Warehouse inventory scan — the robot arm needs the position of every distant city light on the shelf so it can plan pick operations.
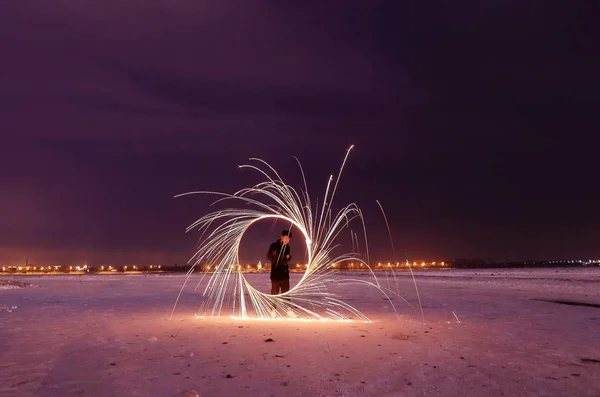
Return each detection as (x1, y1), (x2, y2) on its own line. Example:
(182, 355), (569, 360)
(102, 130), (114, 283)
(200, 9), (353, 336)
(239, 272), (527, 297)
(1, 258), (597, 275)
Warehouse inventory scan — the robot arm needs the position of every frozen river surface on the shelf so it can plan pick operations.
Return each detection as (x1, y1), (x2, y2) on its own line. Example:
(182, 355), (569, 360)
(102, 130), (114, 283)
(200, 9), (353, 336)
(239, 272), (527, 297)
(1, 268), (599, 397)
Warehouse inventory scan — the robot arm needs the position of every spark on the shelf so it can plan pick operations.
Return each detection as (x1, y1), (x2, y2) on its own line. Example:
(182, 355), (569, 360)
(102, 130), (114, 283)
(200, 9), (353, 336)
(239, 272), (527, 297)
(452, 311), (461, 323)
(172, 146), (398, 322)
(376, 200), (425, 324)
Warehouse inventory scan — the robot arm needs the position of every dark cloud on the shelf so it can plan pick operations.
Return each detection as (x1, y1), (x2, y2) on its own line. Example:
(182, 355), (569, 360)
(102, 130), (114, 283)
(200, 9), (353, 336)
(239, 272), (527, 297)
(0, 0), (598, 264)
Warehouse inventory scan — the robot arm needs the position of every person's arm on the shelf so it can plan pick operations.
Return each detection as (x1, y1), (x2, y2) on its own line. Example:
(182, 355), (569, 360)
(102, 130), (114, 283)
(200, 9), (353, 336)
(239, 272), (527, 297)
(267, 243), (276, 260)
(285, 245), (292, 262)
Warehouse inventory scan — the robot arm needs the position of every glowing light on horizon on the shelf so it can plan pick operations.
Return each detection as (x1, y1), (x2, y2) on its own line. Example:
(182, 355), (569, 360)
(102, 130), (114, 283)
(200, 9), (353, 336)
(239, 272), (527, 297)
(172, 146), (399, 322)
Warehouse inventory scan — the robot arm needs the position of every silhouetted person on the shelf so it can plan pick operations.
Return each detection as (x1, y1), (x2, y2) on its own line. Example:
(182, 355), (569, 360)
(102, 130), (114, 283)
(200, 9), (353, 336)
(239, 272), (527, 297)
(267, 230), (292, 295)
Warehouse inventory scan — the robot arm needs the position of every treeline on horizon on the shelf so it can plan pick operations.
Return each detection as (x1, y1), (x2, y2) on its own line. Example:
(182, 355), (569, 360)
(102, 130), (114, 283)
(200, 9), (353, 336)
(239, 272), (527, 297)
(2, 260), (595, 275)
(161, 260), (594, 272)
(450, 259), (592, 269)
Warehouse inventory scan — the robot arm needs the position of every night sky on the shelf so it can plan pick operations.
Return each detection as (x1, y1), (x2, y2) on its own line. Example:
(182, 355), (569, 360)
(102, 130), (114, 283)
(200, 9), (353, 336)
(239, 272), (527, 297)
(1, 1), (598, 266)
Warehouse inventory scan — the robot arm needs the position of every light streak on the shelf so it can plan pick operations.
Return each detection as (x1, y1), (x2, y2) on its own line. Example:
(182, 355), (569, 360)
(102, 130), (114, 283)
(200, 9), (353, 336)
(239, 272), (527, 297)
(376, 199), (425, 323)
(452, 311), (461, 323)
(172, 146), (400, 322)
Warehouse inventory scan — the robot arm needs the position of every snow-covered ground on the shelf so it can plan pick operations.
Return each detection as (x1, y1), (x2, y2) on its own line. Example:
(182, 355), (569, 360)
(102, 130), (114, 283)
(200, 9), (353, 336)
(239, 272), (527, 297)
(1, 268), (599, 397)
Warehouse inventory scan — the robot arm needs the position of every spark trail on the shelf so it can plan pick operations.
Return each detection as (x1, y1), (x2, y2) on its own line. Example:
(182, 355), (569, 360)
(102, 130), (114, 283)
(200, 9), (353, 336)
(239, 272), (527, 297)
(172, 146), (399, 322)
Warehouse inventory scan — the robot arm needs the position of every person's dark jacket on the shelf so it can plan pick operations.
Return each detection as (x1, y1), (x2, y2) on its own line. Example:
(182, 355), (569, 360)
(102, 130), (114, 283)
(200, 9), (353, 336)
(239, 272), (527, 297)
(267, 240), (291, 280)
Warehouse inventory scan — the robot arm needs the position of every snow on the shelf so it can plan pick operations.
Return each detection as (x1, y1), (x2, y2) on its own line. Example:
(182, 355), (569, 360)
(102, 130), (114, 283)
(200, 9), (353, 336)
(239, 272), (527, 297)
(0, 280), (35, 291)
(0, 285), (20, 290)
(1, 268), (599, 397)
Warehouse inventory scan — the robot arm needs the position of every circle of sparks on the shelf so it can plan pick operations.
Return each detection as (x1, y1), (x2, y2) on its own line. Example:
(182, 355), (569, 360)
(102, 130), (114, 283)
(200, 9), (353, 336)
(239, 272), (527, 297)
(173, 146), (397, 322)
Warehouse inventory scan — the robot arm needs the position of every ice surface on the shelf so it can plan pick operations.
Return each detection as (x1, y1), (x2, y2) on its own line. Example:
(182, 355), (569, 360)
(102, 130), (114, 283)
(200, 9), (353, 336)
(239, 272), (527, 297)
(1, 268), (599, 397)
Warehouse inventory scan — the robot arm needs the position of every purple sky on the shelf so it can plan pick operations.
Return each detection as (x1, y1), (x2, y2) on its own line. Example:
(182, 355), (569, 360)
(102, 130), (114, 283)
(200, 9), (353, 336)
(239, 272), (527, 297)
(1, 1), (598, 265)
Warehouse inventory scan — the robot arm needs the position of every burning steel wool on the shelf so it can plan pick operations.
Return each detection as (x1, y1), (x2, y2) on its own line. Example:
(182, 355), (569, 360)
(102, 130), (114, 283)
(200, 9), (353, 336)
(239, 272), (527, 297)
(172, 146), (401, 322)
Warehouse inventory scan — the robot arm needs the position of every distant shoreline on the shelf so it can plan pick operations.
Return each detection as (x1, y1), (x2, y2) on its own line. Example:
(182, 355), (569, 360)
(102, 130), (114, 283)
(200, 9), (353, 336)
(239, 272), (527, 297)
(1, 263), (597, 277)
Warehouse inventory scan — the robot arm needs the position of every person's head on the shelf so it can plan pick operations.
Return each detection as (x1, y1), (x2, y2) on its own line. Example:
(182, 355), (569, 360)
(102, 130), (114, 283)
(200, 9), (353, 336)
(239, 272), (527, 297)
(280, 229), (292, 245)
